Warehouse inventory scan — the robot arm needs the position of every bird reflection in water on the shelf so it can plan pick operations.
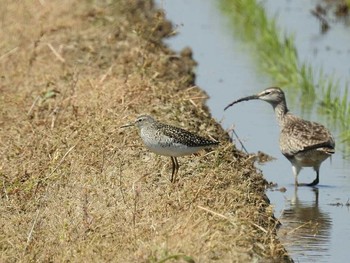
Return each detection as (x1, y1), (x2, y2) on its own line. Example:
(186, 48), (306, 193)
(278, 187), (332, 262)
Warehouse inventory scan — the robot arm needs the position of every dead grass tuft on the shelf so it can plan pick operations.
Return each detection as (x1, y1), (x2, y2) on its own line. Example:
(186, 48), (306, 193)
(0, 0), (291, 262)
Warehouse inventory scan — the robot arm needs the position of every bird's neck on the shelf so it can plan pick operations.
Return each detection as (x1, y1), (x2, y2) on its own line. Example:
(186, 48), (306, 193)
(272, 101), (289, 127)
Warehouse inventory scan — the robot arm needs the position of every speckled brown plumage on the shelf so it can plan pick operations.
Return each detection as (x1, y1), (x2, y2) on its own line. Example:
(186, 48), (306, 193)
(225, 87), (335, 186)
(279, 115), (335, 158)
(121, 115), (219, 182)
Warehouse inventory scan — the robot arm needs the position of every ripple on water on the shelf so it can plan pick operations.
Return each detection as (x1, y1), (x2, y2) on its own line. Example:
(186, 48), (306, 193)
(278, 188), (332, 262)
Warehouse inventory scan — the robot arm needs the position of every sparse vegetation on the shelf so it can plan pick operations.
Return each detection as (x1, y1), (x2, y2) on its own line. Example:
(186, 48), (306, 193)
(0, 0), (290, 262)
(220, 0), (350, 144)
(346, 0), (350, 8)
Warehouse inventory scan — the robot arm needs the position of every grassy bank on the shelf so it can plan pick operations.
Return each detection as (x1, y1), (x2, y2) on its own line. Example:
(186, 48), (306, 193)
(0, 0), (290, 262)
(220, 0), (350, 145)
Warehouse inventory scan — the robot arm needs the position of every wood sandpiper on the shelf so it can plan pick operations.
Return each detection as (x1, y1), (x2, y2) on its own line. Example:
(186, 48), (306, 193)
(224, 87), (335, 186)
(121, 115), (219, 182)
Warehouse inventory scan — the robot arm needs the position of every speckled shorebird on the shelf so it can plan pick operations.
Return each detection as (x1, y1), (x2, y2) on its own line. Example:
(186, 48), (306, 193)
(121, 115), (219, 182)
(224, 87), (335, 186)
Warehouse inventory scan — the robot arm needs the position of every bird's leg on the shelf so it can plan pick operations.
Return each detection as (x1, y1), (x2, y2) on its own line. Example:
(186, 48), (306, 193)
(292, 165), (300, 186)
(170, 157), (176, 183)
(307, 169), (320, 186)
(312, 187), (319, 206)
(172, 157), (179, 183)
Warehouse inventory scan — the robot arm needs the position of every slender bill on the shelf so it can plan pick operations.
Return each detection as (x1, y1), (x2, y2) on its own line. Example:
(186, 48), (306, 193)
(120, 123), (134, 128)
(224, 95), (259, 111)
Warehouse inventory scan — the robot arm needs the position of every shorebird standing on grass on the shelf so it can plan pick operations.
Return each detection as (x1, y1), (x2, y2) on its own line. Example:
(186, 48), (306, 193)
(224, 87), (335, 186)
(121, 115), (219, 183)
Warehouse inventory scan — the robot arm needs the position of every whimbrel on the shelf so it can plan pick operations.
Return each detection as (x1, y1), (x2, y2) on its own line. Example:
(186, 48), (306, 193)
(121, 115), (219, 182)
(224, 87), (335, 186)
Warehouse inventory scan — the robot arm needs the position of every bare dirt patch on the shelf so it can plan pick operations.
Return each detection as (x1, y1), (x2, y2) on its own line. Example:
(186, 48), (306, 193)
(0, 0), (291, 262)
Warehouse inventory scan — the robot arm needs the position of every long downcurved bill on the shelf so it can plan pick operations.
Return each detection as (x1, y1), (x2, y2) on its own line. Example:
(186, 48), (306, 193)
(224, 95), (259, 111)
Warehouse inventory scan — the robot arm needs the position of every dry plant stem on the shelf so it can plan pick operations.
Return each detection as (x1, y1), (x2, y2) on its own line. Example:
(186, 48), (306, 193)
(50, 107), (59, 129)
(27, 96), (40, 116)
(228, 125), (249, 154)
(2, 181), (9, 201)
(190, 173), (211, 204)
(132, 181), (141, 229)
(47, 43), (65, 63)
(24, 209), (40, 255)
(82, 188), (93, 236)
(100, 65), (113, 83)
(118, 164), (127, 207)
(27, 145), (77, 252)
(287, 221), (313, 235)
(47, 145), (76, 178)
(197, 205), (229, 220)
(249, 221), (268, 234)
(0, 46), (18, 61)
(35, 145), (76, 195)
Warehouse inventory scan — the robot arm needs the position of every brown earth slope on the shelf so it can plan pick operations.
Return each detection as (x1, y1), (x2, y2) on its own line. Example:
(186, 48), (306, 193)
(0, 0), (291, 262)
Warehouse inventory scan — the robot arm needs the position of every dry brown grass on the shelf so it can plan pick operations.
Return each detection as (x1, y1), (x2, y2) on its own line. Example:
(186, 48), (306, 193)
(0, 0), (291, 262)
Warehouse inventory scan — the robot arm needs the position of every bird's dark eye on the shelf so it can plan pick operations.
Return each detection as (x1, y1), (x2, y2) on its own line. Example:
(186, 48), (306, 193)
(265, 91), (271, 95)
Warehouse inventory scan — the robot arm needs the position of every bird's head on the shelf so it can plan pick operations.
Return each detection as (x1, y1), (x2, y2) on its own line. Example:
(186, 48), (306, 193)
(224, 87), (286, 110)
(120, 115), (155, 129)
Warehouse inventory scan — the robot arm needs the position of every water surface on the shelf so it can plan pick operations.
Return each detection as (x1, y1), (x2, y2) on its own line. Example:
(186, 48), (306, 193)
(156, 0), (350, 262)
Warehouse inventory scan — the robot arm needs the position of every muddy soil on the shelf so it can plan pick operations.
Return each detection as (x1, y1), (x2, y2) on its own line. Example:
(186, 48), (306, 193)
(0, 0), (291, 262)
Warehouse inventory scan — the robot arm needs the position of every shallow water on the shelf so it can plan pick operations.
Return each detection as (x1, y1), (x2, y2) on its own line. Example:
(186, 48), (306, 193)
(264, 0), (350, 89)
(156, 0), (350, 262)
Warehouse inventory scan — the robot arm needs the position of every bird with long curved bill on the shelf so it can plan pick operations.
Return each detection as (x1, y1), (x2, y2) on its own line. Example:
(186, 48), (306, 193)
(224, 87), (335, 187)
